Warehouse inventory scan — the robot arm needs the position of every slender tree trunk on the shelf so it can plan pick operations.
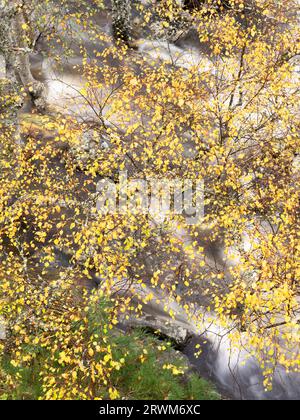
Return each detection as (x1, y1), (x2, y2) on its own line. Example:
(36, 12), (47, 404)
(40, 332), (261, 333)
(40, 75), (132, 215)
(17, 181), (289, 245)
(13, 9), (46, 110)
(0, 3), (21, 147)
(0, 1), (46, 111)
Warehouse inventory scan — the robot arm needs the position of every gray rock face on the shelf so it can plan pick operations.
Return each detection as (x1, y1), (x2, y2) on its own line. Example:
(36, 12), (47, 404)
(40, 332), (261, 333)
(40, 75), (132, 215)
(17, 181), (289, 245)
(115, 280), (195, 347)
(111, 0), (132, 43)
(123, 313), (192, 347)
(71, 129), (112, 168)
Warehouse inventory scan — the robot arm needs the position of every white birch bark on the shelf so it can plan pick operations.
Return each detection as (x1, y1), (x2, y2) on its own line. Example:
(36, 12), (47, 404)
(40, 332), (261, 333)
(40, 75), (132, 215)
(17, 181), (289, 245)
(0, 0), (46, 111)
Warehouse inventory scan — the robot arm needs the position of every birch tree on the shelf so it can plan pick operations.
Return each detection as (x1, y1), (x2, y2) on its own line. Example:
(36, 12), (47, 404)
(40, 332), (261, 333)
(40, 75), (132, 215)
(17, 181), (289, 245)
(0, 0), (46, 111)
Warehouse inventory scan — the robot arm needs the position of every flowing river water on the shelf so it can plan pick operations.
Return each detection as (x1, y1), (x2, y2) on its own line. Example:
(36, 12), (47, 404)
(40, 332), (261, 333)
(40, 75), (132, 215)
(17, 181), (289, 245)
(1, 2), (299, 400)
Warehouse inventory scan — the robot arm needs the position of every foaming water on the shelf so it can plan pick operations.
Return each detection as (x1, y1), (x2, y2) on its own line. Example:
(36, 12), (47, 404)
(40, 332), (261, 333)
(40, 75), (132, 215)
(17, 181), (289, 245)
(117, 273), (300, 400)
(138, 39), (212, 72)
(184, 331), (300, 400)
(172, 225), (300, 400)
